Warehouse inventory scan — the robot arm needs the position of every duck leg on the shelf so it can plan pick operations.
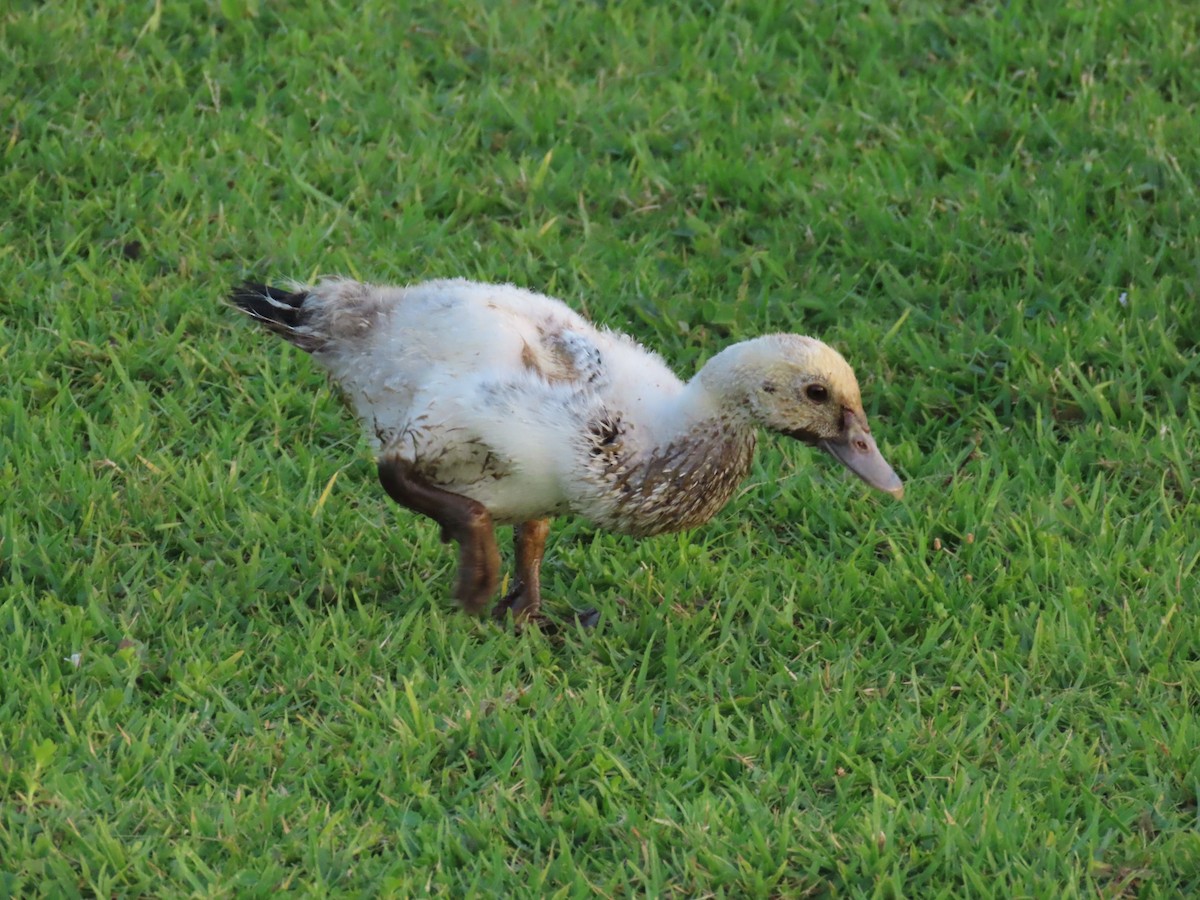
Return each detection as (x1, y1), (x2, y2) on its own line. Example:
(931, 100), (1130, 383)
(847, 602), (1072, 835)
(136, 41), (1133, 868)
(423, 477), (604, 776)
(377, 457), (499, 614)
(493, 519), (550, 624)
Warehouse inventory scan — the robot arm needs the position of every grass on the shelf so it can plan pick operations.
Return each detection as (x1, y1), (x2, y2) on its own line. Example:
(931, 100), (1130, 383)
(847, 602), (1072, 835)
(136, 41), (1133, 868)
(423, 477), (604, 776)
(2, 0), (1199, 894)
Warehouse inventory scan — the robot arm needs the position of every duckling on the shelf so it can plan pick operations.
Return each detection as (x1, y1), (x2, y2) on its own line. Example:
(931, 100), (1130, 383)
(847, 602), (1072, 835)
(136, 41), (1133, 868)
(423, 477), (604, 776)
(229, 277), (903, 624)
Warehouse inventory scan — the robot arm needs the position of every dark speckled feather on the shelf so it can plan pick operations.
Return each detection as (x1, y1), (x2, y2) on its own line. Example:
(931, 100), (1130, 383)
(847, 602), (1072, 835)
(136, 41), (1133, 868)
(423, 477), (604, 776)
(581, 413), (759, 536)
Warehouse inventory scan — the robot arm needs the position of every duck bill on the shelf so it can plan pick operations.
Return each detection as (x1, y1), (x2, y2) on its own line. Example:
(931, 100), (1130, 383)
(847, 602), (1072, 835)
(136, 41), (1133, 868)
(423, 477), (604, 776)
(819, 414), (904, 499)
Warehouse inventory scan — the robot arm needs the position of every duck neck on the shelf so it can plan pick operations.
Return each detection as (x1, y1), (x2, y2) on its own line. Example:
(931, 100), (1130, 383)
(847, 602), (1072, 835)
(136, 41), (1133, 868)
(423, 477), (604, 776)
(593, 345), (759, 536)
(670, 341), (760, 433)
(608, 420), (758, 537)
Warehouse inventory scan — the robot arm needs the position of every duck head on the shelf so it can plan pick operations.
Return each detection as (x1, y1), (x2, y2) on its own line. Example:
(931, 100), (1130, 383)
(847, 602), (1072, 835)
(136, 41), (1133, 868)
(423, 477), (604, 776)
(704, 334), (904, 499)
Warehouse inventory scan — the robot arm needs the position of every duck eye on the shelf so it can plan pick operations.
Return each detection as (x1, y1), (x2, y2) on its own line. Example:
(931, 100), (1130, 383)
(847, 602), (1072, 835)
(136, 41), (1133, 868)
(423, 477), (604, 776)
(805, 384), (829, 403)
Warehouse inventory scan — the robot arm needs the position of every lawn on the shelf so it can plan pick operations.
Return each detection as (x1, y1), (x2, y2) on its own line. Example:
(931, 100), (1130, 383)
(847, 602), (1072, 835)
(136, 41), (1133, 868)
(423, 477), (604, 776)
(3, 0), (1199, 895)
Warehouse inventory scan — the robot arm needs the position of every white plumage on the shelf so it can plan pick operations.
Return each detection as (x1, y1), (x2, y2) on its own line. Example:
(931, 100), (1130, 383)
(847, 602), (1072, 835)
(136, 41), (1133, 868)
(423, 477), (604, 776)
(319, 278), (689, 525)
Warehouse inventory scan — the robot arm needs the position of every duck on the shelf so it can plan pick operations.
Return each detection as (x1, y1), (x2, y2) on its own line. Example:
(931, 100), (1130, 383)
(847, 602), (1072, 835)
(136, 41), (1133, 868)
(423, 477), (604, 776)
(228, 277), (903, 625)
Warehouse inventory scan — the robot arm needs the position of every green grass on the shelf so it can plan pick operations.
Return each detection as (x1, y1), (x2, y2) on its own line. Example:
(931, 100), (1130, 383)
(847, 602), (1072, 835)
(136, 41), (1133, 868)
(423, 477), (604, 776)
(3, 0), (1199, 895)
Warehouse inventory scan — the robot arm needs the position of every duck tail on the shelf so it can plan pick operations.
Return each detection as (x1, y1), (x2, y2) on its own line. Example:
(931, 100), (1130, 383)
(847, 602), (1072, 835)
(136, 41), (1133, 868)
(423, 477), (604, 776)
(227, 281), (327, 352)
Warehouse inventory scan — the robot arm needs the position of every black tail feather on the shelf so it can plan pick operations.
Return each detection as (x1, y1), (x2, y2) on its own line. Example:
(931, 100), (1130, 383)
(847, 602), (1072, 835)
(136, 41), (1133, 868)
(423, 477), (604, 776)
(229, 282), (308, 325)
(228, 282), (324, 352)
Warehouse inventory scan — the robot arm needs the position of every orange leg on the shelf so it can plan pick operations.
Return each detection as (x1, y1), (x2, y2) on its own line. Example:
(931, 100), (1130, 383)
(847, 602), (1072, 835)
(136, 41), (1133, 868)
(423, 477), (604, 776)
(493, 519), (550, 624)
